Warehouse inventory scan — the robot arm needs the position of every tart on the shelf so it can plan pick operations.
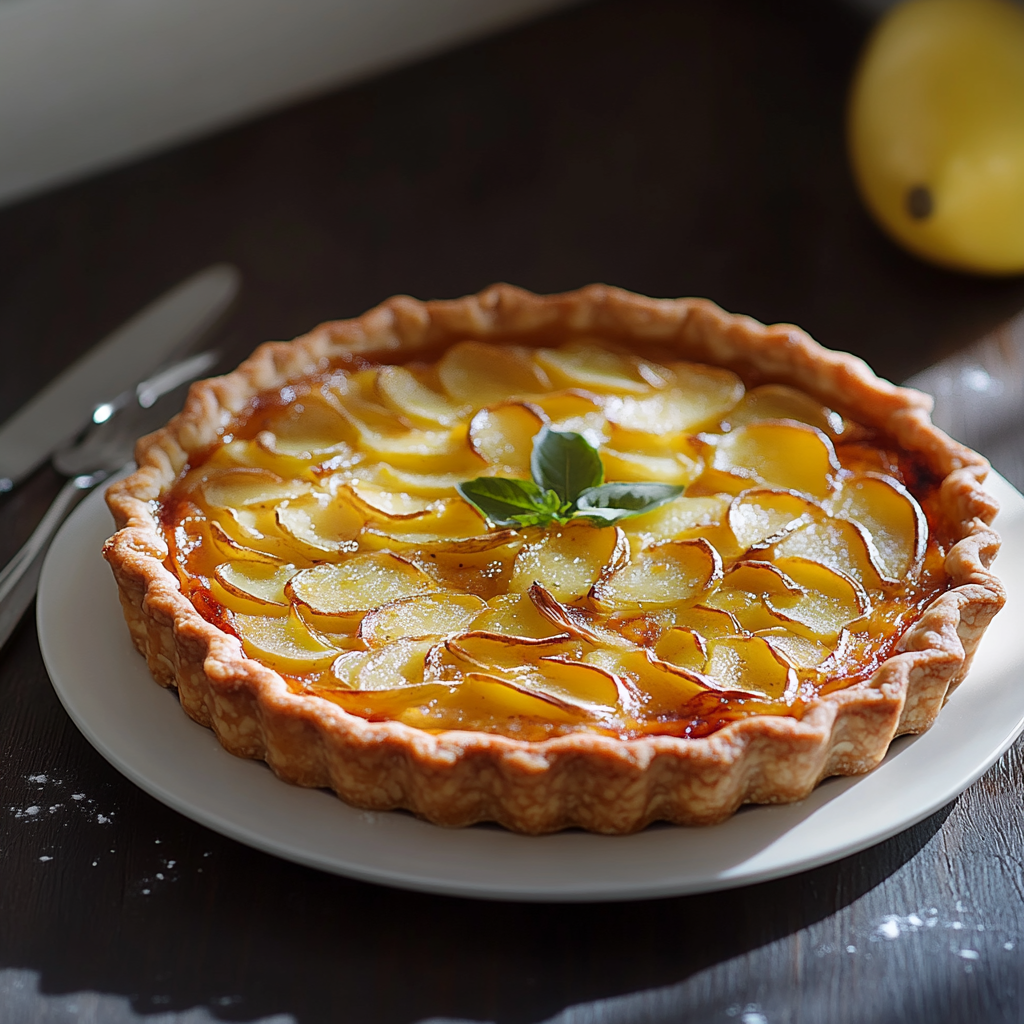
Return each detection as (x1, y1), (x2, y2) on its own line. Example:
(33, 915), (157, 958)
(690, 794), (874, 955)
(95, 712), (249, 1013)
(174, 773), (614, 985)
(103, 284), (1004, 834)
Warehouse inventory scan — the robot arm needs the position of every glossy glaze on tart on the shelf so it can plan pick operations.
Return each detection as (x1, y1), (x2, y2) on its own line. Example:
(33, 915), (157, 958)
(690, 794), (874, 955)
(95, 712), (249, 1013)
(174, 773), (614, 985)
(104, 285), (1004, 833)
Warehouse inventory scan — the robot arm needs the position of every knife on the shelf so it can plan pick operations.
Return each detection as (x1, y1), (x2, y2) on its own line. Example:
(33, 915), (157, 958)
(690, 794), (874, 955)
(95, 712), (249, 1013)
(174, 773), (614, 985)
(0, 263), (240, 492)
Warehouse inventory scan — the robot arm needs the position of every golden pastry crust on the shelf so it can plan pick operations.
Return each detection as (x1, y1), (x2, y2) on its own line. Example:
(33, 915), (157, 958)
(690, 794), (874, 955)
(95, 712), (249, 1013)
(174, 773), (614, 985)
(103, 284), (1004, 833)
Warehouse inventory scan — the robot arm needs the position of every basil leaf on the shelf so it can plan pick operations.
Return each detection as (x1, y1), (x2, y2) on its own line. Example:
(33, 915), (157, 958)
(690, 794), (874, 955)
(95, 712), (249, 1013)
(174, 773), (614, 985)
(457, 477), (559, 527)
(574, 481), (683, 522)
(530, 425), (604, 504)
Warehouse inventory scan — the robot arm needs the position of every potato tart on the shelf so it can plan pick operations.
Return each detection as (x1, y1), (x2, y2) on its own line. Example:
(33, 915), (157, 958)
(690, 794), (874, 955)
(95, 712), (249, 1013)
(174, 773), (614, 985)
(104, 285), (1004, 834)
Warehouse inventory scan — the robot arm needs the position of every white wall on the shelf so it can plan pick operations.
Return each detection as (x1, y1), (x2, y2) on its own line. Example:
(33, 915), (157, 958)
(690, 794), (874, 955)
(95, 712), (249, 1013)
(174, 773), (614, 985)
(0, 0), (579, 207)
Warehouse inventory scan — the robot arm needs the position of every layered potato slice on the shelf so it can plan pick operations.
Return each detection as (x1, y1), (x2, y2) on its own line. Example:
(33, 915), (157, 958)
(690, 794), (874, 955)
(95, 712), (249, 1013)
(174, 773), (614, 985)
(713, 422), (839, 498)
(468, 402), (546, 475)
(275, 492), (362, 556)
(603, 362), (743, 432)
(201, 468), (312, 511)
(358, 593), (487, 647)
(721, 384), (846, 439)
(162, 337), (943, 740)
(374, 364), (468, 428)
(591, 539), (722, 611)
(828, 474), (926, 581)
(213, 561), (296, 617)
(439, 342), (551, 404)
(509, 523), (628, 602)
(768, 518), (886, 589)
(287, 553), (438, 627)
(704, 636), (797, 700)
(728, 489), (821, 552)
(234, 608), (344, 674)
(534, 341), (665, 394)
(252, 390), (355, 459)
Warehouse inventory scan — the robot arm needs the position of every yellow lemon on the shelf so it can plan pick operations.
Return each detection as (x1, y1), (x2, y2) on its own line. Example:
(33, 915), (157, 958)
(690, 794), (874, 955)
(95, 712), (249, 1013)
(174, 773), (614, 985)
(848, 0), (1024, 275)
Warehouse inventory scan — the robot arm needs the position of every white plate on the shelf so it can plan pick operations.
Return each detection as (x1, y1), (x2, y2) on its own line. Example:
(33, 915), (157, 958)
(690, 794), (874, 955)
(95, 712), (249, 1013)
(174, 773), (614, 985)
(37, 473), (1024, 902)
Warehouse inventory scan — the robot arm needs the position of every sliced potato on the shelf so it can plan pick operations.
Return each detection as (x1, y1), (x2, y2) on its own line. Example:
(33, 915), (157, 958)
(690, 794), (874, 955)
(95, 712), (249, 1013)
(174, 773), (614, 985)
(528, 582), (632, 648)
(722, 384), (845, 438)
(533, 389), (603, 420)
(205, 439), (322, 480)
(355, 424), (475, 473)
(254, 393), (355, 457)
(604, 374), (743, 434)
(714, 422), (839, 498)
(605, 609), (677, 647)
(315, 680), (453, 717)
(446, 632), (580, 674)
(764, 556), (868, 642)
(372, 464), (467, 499)
(429, 673), (585, 728)
(585, 648), (709, 715)
(661, 361), (747, 426)
(344, 481), (436, 520)
(533, 656), (621, 710)
(208, 520), (284, 565)
(535, 341), (663, 394)
(255, 432), (353, 465)
(605, 423), (704, 459)
(728, 489), (822, 551)
(363, 528), (517, 556)
(509, 523), (628, 602)
(333, 638), (438, 690)
(286, 553), (437, 623)
(599, 446), (702, 486)
(468, 402), (545, 474)
(445, 635), (621, 712)
(721, 560), (803, 597)
(829, 473), (926, 580)
(684, 466), (756, 498)
(275, 492), (363, 555)
(233, 608), (341, 674)
(374, 364), (467, 427)
(654, 627), (707, 674)
(703, 585), (780, 633)
(774, 556), (869, 609)
(533, 390), (609, 446)
(756, 628), (834, 670)
(361, 496), (487, 539)
(358, 592), (487, 647)
(201, 469), (311, 510)
(437, 342), (551, 404)
(215, 561), (295, 607)
(468, 592), (570, 640)
(325, 382), (409, 435)
(707, 563), (804, 632)
(769, 519), (885, 589)
(622, 493), (731, 542)
(413, 542), (519, 599)
(591, 538), (722, 611)
(673, 604), (742, 640)
(704, 636), (796, 700)
(208, 506), (303, 563)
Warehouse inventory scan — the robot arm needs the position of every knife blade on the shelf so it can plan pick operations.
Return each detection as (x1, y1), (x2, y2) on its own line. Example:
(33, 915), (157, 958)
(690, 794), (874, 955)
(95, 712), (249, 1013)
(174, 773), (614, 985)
(0, 263), (240, 491)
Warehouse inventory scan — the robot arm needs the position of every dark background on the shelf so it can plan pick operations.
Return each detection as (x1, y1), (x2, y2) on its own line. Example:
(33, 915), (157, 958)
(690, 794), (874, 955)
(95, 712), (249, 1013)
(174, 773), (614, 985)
(2, 0), (1024, 1021)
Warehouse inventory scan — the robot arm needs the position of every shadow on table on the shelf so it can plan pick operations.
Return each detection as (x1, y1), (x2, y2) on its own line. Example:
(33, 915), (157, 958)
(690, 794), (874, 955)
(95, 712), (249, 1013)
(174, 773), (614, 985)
(1, 781), (952, 1024)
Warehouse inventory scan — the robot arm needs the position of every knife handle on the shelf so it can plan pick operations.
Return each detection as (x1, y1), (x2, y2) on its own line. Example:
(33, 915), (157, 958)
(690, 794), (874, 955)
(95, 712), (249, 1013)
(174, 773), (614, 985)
(0, 474), (101, 651)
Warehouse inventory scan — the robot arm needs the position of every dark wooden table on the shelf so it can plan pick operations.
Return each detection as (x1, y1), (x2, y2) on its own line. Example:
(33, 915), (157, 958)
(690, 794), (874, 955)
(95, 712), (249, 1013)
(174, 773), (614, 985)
(2, 1), (1024, 1021)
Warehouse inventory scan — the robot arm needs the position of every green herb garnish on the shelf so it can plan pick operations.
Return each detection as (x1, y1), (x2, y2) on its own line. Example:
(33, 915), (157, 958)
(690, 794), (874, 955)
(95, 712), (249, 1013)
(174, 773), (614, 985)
(457, 425), (683, 529)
